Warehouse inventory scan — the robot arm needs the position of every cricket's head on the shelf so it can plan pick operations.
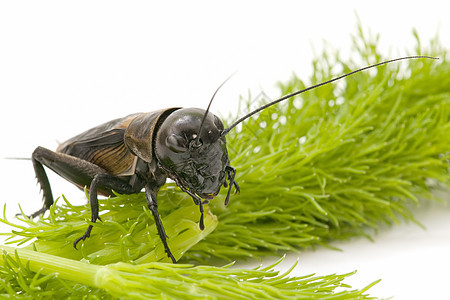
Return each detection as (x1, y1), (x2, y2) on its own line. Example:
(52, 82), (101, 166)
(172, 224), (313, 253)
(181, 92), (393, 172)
(155, 108), (230, 200)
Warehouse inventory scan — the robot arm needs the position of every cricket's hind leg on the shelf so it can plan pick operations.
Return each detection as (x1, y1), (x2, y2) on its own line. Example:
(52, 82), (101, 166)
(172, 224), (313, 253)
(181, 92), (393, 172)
(29, 146), (109, 218)
(30, 146), (142, 249)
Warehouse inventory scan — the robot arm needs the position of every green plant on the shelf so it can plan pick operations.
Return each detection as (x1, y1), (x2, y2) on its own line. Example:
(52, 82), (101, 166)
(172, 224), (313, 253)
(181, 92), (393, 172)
(1, 28), (448, 298)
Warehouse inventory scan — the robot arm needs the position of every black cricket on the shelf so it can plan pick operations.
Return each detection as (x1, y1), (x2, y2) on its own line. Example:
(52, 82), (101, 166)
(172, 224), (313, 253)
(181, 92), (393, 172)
(28, 56), (435, 263)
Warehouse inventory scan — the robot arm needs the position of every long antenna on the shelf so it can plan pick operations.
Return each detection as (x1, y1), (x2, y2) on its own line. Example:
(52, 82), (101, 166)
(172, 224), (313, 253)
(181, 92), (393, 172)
(221, 55), (438, 136)
(195, 73), (235, 145)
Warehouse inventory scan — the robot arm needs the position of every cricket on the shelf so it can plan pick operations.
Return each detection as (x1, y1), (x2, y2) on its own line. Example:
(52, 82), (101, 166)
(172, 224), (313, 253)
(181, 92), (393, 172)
(26, 55), (436, 263)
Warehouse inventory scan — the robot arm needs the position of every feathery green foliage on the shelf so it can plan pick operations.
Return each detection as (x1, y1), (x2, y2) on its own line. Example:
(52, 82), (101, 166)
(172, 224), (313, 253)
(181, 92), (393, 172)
(0, 246), (378, 299)
(0, 28), (448, 298)
(187, 30), (449, 261)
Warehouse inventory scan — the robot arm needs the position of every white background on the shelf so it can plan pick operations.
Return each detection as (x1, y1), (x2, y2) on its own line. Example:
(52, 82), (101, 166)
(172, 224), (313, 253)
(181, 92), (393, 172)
(0, 1), (449, 299)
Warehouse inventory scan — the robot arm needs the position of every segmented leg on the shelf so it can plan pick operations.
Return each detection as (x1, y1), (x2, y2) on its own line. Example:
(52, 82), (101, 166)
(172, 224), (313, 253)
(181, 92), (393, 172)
(31, 147), (56, 217)
(172, 177), (205, 231)
(224, 166), (240, 206)
(73, 174), (136, 249)
(30, 146), (145, 249)
(145, 184), (177, 263)
(30, 146), (109, 218)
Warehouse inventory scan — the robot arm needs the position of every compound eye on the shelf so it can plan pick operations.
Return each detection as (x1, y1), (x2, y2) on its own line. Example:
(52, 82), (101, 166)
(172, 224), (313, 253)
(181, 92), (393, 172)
(166, 134), (187, 153)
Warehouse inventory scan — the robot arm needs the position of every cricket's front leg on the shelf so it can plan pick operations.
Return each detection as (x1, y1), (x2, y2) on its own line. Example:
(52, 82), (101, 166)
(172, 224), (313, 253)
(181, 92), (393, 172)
(224, 165), (240, 206)
(172, 176), (205, 231)
(145, 184), (177, 263)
